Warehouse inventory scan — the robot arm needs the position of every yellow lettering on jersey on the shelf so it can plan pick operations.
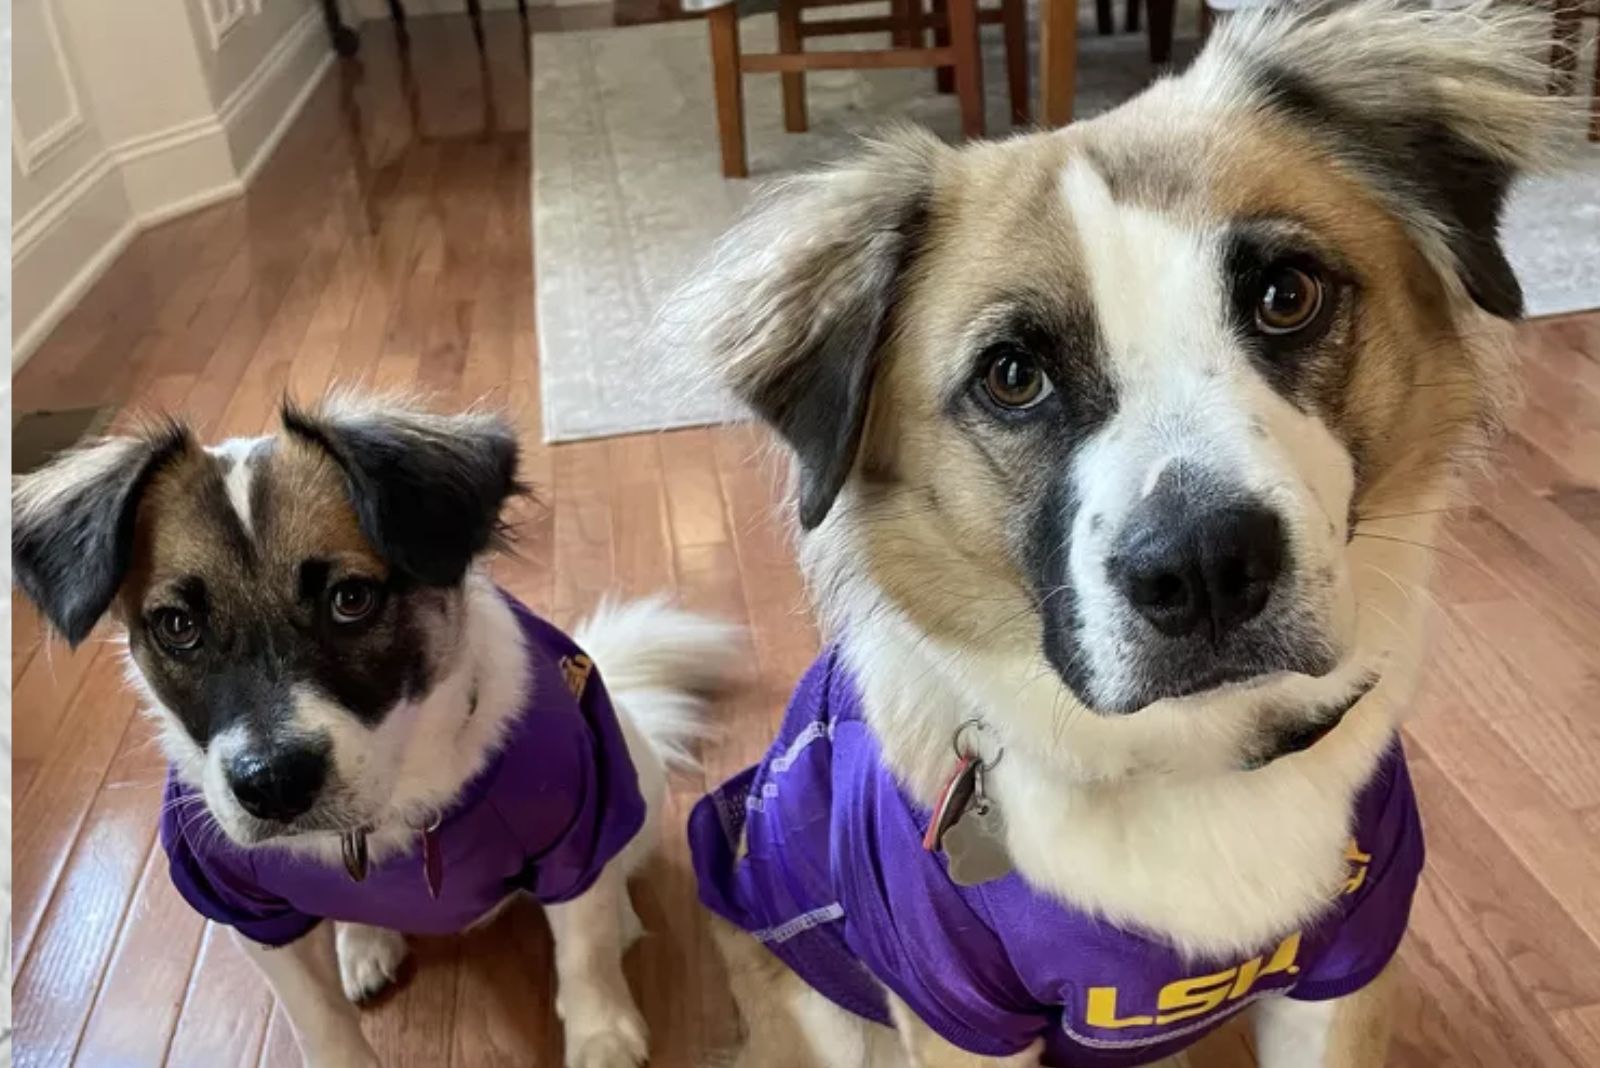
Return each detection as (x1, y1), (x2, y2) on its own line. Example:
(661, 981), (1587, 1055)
(1228, 955), (1263, 999)
(1154, 967), (1235, 1024)
(1083, 932), (1304, 1030)
(1258, 931), (1302, 982)
(1343, 838), (1372, 896)
(1084, 987), (1155, 1029)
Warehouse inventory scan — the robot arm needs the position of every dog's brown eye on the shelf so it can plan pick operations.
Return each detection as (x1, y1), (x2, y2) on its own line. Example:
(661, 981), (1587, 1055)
(330, 580), (380, 625)
(1255, 264), (1324, 335)
(983, 349), (1054, 410)
(152, 609), (201, 652)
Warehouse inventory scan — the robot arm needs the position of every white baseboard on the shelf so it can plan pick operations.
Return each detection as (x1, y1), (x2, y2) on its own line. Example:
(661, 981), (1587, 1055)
(116, 119), (243, 225)
(136, 181), (248, 230)
(12, 9), (335, 371)
(12, 209), (138, 370)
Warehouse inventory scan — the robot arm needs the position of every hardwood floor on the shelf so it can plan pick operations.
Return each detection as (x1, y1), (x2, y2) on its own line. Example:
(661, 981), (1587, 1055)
(10, 11), (1600, 1068)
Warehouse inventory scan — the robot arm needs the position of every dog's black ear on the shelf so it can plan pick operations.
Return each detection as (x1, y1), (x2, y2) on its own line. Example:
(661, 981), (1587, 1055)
(1221, 1), (1565, 320)
(13, 424), (192, 646)
(665, 129), (941, 529)
(282, 397), (522, 586)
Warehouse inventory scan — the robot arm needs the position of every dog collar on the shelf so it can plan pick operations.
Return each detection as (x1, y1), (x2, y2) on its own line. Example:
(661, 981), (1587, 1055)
(1244, 675), (1379, 770)
(340, 678), (481, 891)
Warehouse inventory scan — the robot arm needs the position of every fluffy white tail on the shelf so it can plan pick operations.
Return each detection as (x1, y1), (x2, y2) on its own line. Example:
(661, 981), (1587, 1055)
(573, 596), (743, 771)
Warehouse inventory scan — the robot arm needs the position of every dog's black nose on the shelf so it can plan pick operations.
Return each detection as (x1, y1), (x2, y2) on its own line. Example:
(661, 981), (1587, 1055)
(1110, 482), (1285, 641)
(227, 746), (327, 823)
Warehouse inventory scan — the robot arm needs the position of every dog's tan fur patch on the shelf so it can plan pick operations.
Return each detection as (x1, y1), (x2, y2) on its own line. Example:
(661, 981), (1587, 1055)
(119, 436), (388, 627)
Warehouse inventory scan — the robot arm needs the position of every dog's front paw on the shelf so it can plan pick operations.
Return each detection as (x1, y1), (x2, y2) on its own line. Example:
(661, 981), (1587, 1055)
(335, 923), (410, 1004)
(564, 1009), (649, 1068)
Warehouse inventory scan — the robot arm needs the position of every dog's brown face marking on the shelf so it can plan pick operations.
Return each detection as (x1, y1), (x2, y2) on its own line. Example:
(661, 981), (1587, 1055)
(120, 434), (450, 753)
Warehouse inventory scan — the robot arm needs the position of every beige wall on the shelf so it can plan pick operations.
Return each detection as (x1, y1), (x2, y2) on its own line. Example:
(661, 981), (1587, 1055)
(11, 0), (336, 367)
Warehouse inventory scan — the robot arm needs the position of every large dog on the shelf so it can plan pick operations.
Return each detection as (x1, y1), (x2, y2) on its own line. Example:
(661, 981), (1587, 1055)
(675, 2), (1563, 1065)
(13, 396), (737, 1068)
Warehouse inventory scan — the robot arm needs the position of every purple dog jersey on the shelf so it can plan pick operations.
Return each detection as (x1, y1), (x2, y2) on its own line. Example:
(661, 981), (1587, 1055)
(161, 595), (646, 946)
(689, 648), (1424, 1067)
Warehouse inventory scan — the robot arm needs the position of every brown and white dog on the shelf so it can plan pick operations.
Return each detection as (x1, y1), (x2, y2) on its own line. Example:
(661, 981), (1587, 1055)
(669, 2), (1566, 1065)
(13, 396), (738, 1068)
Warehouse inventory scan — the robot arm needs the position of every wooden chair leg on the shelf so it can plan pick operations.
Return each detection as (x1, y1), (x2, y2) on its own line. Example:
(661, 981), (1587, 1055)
(905, 0), (925, 47)
(948, 0), (984, 138)
(1002, 0), (1029, 125)
(1145, 0), (1174, 65)
(932, 0), (955, 94)
(1124, 0), (1140, 34)
(1039, 0), (1077, 127)
(889, 0), (910, 47)
(777, 0), (808, 132)
(707, 5), (748, 178)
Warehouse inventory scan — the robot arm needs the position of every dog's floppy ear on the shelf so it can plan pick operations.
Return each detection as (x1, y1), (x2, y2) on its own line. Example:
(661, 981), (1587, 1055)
(668, 129), (942, 529)
(1216, 0), (1566, 319)
(13, 423), (192, 645)
(282, 396), (522, 586)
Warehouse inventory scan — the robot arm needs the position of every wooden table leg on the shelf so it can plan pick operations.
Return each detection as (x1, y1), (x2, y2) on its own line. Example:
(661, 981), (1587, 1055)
(320, 0), (360, 56)
(1095, 0), (1113, 34)
(1039, 0), (1077, 128)
(932, 0), (954, 93)
(1145, 0), (1174, 65)
(777, 0), (808, 132)
(948, 0), (984, 139)
(707, 5), (748, 178)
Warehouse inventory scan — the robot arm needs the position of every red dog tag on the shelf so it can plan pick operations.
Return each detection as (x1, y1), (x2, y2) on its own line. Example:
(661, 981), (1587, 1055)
(923, 755), (980, 852)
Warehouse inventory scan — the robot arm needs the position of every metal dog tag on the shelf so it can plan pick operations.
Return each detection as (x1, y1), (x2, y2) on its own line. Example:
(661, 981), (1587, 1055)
(943, 795), (1014, 886)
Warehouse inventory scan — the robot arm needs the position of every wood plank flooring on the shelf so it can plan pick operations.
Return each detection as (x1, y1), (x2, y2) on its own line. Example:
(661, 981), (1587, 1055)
(10, 11), (1600, 1067)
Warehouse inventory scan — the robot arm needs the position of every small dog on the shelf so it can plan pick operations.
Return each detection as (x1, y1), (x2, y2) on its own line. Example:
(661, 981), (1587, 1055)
(670, 2), (1564, 1066)
(13, 395), (738, 1068)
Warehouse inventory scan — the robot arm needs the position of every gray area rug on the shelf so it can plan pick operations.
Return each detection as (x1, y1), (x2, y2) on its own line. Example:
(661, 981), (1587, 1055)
(532, 13), (1600, 442)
